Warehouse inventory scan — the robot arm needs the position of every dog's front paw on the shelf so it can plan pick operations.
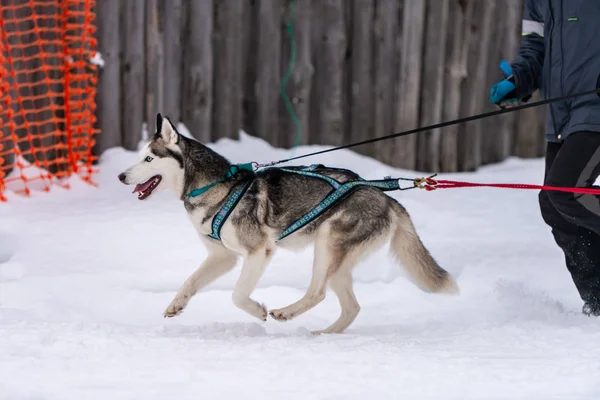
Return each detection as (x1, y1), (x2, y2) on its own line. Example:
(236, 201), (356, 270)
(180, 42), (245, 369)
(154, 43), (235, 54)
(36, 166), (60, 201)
(269, 307), (295, 322)
(163, 305), (184, 318)
(258, 303), (268, 321)
(163, 296), (188, 318)
(250, 302), (268, 322)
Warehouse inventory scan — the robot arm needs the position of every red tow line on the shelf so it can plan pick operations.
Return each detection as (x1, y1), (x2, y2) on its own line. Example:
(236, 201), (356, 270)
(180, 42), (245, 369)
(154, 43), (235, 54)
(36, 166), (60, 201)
(415, 176), (600, 195)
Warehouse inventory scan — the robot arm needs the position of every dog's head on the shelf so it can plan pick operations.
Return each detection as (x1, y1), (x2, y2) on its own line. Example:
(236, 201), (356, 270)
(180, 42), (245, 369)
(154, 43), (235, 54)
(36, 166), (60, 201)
(118, 114), (185, 200)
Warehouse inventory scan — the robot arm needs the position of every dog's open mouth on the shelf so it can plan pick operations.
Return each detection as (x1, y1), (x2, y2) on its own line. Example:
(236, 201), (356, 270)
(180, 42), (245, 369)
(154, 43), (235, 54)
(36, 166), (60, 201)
(132, 175), (162, 200)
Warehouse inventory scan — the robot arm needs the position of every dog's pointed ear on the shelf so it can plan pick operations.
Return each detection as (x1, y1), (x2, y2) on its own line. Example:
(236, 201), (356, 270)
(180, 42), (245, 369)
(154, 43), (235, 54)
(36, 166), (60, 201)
(159, 115), (179, 145)
(156, 113), (163, 133)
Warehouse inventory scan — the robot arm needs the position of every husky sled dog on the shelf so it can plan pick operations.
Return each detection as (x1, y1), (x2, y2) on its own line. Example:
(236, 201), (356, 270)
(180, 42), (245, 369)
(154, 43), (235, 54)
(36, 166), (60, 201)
(118, 114), (459, 334)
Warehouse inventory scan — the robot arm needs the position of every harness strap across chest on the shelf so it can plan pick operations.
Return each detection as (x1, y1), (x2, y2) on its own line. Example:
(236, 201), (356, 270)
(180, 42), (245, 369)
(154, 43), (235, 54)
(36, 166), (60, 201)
(206, 180), (253, 240)
(189, 164), (401, 242)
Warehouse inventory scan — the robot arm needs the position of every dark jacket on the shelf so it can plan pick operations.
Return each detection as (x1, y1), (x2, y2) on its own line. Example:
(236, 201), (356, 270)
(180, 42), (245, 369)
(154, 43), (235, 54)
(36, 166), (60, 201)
(510, 0), (600, 142)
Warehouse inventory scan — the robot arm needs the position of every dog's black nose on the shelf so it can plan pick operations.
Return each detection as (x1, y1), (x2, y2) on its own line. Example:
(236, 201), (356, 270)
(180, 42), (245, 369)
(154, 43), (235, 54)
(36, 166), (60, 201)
(118, 173), (126, 182)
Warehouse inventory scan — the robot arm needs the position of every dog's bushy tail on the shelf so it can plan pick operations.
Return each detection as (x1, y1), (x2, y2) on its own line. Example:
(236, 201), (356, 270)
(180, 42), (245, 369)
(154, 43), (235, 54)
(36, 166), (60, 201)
(390, 202), (459, 294)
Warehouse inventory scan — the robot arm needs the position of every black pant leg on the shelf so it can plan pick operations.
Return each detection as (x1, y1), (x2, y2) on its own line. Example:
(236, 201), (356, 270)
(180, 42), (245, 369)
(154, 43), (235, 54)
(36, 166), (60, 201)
(545, 131), (600, 235)
(539, 132), (600, 307)
(539, 142), (573, 236)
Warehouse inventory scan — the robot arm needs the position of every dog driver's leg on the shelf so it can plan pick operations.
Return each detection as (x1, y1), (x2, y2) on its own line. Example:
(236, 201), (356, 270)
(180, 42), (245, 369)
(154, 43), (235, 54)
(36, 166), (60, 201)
(164, 240), (238, 318)
(231, 246), (274, 321)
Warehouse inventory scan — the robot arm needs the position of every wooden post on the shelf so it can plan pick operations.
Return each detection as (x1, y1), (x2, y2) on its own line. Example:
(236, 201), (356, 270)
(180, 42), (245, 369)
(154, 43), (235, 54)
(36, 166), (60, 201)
(145, 0), (163, 137)
(481, 1), (503, 165)
(372, 0), (397, 165)
(163, 0), (183, 123)
(393, 0), (426, 171)
(440, 0), (469, 172)
(342, 0), (352, 146)
(313, 0), (346, 147)
(33, 1), (61, 174)
(457, 0), (495, 171)
(348, 0), (374, 154)
(255, 0), (283, 146)
(212, 0), (244, 141)
(279, 0), (314, 147)
(481, 0), (519, 165)
(122, 0), (145, 150)
(5, 0), (34, 169)
(241, 0), (257, 139)
(181, 0), (213, 143)
(95, 0), (121, 152)
(417, 0), (449, 173)
(498, 0), (522, 162)
(0, 9), (14, 174)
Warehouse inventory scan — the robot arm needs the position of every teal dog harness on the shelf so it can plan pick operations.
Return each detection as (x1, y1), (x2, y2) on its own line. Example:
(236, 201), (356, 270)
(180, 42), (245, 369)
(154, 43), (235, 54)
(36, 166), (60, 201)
(187, 164), (405, 242)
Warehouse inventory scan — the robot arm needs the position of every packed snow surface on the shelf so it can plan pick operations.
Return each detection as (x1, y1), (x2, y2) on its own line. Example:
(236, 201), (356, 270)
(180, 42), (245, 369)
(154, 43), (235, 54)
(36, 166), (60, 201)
(1, 132), (599, 399)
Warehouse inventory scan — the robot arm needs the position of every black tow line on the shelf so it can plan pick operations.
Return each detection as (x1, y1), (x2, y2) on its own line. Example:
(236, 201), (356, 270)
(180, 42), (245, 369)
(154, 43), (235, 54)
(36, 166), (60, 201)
(256, 86), (600, 169)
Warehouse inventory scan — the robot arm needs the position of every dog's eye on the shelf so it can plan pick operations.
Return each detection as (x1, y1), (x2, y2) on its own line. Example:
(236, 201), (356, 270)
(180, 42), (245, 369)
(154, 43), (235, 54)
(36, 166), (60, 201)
(145, 156), (153, 162)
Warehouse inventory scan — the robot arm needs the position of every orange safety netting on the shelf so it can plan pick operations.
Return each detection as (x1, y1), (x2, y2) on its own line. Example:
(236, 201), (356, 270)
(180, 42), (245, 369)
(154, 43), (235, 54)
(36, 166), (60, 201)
(0, 0), (100, 202)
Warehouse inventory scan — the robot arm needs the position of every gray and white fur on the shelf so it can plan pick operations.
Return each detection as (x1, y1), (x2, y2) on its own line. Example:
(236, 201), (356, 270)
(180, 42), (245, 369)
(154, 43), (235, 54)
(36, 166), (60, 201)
(118, 114), (459, 334)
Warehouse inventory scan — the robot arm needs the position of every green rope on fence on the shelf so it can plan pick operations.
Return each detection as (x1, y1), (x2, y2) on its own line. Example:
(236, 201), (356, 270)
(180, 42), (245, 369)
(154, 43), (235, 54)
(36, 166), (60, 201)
(280, 0), (303, 151)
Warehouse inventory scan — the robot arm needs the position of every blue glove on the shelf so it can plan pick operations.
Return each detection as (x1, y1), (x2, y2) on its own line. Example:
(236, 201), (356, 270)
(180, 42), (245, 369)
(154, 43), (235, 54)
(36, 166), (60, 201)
(490, 60), (518, 107)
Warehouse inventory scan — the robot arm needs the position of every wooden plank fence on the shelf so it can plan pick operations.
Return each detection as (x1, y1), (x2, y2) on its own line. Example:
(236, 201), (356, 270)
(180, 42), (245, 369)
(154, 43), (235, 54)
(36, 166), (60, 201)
(94, 0), (547, 173)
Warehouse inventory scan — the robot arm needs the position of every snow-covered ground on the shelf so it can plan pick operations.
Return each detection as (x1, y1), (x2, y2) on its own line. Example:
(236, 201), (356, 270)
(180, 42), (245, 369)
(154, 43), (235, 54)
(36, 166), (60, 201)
(1, 133), (599, 400)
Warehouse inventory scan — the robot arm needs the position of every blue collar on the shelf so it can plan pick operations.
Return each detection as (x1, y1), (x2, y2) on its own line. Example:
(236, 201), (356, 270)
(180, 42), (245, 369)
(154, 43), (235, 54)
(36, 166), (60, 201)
(187, 163), (255, 198)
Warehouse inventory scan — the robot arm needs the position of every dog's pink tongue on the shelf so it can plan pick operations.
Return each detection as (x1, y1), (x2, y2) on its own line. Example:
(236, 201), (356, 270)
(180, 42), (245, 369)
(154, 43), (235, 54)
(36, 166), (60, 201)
(132, 179), (153, 194)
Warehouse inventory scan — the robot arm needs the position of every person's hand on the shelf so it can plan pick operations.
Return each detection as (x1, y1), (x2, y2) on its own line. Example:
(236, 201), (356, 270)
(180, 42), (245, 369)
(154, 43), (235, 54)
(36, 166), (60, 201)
(490, 60), (519, 108)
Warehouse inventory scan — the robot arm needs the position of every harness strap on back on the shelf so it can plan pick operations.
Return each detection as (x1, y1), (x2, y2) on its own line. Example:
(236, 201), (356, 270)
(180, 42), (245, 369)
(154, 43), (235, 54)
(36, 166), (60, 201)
(204, 163), (401, 243)
(279, 165), (342, 189)
(277, 175), (400, 241)
(206, 164), (323, 241)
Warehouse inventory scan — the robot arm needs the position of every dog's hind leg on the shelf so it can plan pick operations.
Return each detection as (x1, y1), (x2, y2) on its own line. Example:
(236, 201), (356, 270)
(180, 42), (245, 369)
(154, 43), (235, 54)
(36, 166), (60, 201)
(231, 246), (274, 321)
(164, 240), (238, 318)
(269, 197), (391, 332)
(310, 232), (388, 334)
(312, 265), (360, 335)
(269, 232), (339, 323)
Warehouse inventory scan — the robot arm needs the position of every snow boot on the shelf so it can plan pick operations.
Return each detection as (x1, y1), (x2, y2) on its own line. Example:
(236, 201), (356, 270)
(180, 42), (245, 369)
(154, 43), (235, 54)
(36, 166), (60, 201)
(582, 302), (600, 317)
